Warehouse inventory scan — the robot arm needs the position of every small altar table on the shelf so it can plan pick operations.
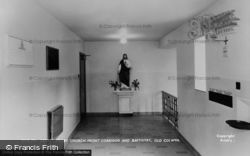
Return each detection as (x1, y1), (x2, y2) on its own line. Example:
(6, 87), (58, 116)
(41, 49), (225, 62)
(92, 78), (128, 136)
(113, 91), (135, 116)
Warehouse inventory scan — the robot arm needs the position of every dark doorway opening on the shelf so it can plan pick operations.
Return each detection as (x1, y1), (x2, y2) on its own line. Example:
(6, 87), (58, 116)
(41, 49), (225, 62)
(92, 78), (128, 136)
(79, 52), (87, 120)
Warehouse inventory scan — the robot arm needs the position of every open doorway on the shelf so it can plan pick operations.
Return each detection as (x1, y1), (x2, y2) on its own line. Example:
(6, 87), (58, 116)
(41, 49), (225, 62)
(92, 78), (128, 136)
(79, 52), (87, 120)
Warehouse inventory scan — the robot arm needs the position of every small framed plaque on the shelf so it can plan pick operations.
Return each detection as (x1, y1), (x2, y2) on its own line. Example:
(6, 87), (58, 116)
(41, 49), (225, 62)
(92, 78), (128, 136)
(46, 46), (59, 70)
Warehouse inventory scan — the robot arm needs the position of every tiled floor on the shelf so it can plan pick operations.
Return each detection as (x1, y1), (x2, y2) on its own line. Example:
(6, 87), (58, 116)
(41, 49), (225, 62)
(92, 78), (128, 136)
(66, 116), (194, 156)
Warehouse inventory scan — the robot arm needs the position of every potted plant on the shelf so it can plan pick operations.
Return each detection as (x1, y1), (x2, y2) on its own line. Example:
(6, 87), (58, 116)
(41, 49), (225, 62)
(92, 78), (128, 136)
(131, 79), (140, 91)
(109, 80), (121, 91)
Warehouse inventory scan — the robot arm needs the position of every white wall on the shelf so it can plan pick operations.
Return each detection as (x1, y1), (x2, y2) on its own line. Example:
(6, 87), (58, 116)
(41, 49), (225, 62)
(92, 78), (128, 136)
(0, 0), (7, 135)
(0, 0), (84, 139)
(160, 0), (250, 155)
(85, 41), (177, 113)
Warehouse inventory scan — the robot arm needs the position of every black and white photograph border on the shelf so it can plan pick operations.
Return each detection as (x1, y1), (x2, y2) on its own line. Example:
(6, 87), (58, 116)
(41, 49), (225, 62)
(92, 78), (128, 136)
(0, 0), (250, 156)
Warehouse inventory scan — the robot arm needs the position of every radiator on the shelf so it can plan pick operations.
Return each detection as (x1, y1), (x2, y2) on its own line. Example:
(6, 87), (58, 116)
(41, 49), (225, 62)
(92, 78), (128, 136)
(162, 91), (178, 128)
(47, 105), (63, 139)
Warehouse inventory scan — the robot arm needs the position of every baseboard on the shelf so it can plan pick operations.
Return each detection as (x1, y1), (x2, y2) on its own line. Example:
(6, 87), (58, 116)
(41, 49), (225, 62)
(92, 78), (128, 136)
(85, 112), (162, 117)
(176, 129), (201, 156)
(133, 112), (162, 116)
(86, 112), (119, 117)
(163, 117), (201, 156)
(64, 120), (81, 149)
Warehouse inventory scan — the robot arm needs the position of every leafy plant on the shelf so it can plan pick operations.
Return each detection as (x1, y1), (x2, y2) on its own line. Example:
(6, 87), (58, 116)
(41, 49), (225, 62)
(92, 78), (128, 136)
(131, 79), (140, 90)
(109, 80), (121, 90)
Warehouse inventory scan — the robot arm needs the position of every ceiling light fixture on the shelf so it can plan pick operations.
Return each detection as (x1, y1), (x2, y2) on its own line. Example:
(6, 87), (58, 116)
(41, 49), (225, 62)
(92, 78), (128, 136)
(120, 37), (127, 44)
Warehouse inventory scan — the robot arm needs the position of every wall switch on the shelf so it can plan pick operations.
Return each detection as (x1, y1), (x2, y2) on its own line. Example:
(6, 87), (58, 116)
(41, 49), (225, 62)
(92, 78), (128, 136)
(236, 82), (241, 90)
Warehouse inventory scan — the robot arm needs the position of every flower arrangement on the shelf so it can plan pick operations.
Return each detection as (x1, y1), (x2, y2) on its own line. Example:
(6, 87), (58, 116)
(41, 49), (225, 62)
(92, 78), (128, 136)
(131, 79), (140, 90)
(109, 80), (121, 91)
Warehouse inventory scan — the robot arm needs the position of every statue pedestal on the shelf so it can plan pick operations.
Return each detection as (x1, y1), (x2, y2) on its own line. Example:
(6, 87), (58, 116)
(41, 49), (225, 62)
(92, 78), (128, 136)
(113, 91), (135, 116)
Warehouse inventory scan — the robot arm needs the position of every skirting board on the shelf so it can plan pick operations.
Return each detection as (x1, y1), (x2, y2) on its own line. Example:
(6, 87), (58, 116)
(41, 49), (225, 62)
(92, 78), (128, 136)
(85, 112), (162, 117)
(64, 120), (81, 149)
(163, 116), (201, 156)
(176, 130), (201, 156)
(133, 112), (162, 116)
(86, 112), (119, 117)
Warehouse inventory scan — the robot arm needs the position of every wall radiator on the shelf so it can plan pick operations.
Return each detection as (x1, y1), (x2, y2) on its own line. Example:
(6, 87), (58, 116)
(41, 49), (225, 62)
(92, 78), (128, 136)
(47, 105), (63, 139)
(162, 91), (178, 128)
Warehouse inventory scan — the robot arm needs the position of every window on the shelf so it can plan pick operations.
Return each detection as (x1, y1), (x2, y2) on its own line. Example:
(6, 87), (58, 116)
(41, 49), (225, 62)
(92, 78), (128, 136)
(194, 36), (207, 92)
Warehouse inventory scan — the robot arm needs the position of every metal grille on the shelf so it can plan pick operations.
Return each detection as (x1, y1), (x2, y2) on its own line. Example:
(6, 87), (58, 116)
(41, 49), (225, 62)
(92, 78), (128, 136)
(48, 105), (64, 139)
(162, 91), (178, 128)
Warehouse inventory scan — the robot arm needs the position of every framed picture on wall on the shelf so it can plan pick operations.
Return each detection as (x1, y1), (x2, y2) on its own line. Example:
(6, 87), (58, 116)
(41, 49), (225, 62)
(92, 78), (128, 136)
(46, 46), (59, 70)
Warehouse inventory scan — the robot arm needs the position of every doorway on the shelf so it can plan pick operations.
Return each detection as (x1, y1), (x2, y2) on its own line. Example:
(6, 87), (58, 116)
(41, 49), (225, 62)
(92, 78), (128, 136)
(79, 52), (87, 120)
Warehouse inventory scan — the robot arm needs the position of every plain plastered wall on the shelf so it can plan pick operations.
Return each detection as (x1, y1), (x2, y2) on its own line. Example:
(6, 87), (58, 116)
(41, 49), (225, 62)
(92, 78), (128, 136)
(0, 0), (6, 135)
(160, 0), (250, 155)
(0, 0), (84, 139)
(85, 41), (177, 113)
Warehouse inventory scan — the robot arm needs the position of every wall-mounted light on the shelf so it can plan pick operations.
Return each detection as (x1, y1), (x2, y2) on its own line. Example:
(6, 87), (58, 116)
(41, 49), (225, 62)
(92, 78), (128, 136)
(19, 40), (26, 50)
(214, 36), (229, 57)
(8, 35), (28, 51)
(222, 36), (228, 57)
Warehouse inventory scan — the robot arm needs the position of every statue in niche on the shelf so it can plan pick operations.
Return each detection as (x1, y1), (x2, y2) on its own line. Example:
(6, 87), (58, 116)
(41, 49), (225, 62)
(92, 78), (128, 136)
(118, 53), (131, 90)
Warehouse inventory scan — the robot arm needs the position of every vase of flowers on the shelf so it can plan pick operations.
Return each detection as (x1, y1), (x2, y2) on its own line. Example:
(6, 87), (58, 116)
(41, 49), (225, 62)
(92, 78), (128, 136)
(109, 80), (121, 91)
(131, 79), (140, 91)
